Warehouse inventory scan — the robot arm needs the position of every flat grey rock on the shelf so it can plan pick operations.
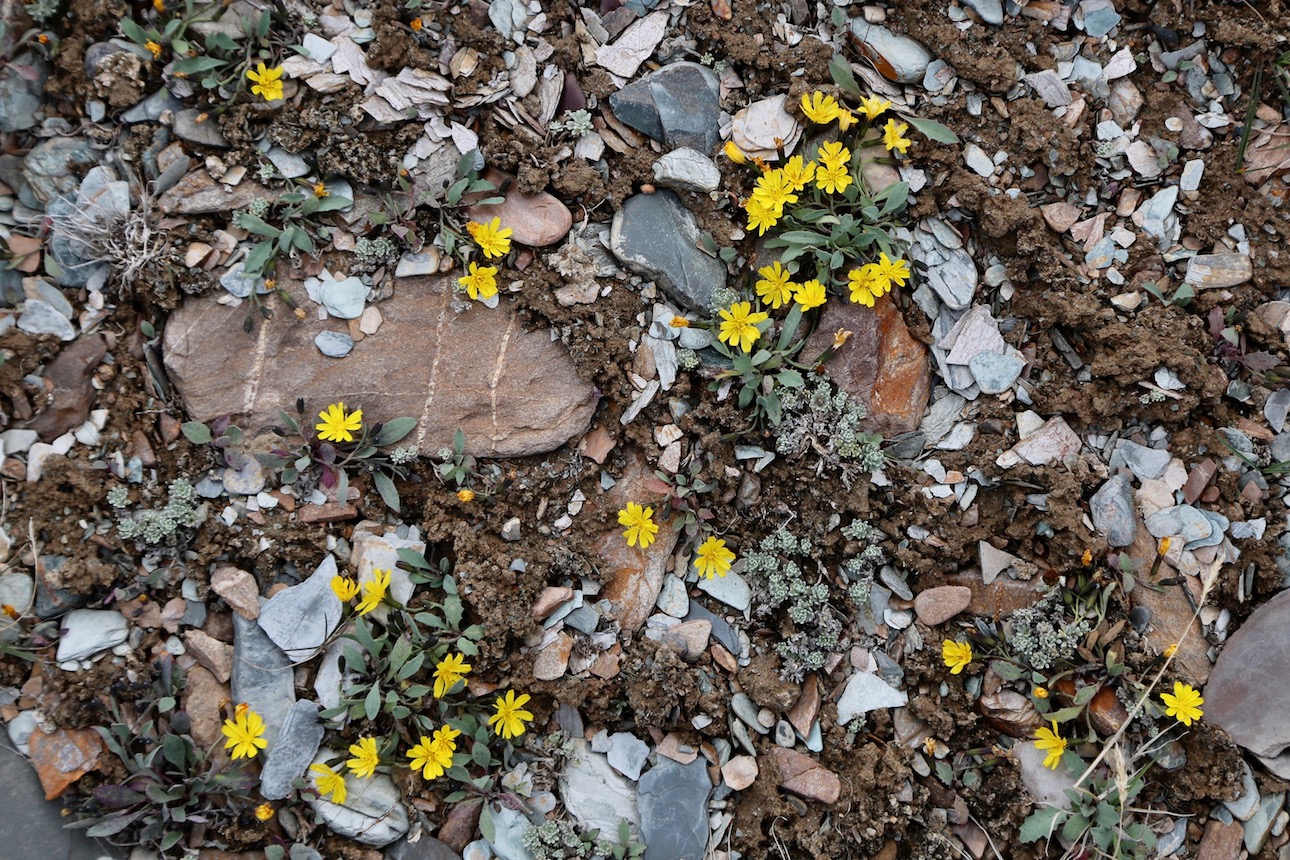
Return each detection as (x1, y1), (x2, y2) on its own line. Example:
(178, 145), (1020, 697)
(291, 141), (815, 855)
(1207, 590), (1290, 762)
(231, 611), (296, 747)
(56, 609), (128, 661)
(315, 330), (355, 358)
(266, 147), (309, 178)
(639, 757), (710, 860)
(921, 247), (977, 311)
(963, 0), (1004, 24)
(22, 137), (100, 204)
(608, 62), (721, 153)
(1145, 505), (1212, 545)
(174, 108), (230, 148)
(259, 699), (324, 799)
(1113, 439), (1170, 481)
(308, 752), (409, 846)
(836, 671), (908, 724)
(606, 732), (650, 781)
(610, 190), (724, 312)
(696, 570), (751, 612)
(655, 574), (689, 618)
(386, 836), (463, 860)
(969, 351), (1025, 394)
(257, 555), (344, 663)
(559, 739), (640, 836)
(0, 739), (126, 859)
(17, 300), (75, 341)
(652, 147), (721, 194)
(320, 276), (368, 319)
(1089, 473), (1136, 547)
(220, 262), (266, 298)
(122, 87), (184, 123)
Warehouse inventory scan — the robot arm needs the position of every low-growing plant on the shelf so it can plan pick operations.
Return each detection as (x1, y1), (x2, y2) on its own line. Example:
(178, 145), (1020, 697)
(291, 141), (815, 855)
(108, 477), (203, 548)
(233, 183), (354, 283)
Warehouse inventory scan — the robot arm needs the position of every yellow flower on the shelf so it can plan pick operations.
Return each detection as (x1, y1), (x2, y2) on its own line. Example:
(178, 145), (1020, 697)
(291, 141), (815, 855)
(1161, 681), (1203, 727)
(816, 141), (851, 171)
(694, 536), (735, 579)
(457, 489), (476, 503)
(1158, 537), (1172, 556)
(832, 329), (852, 349)
(670, 316), (690, 328)
(254, 803), (273, 822)
(751, 170), (798, 215)
(717, 301), (769, 353)
(466, 217), (512, 259)
(410, 16), (423, 30)
(793, 279), (826, 311)
(489, 690), (534, 740)
(801, 91), (841, 124)
(331, 575), (360, 602)
(837, 109), (858, 132)
(310, 763), (346, 805)
(877, 252), (911, 289)
(723, 140), (747, 165)
(316, 402), (362, 444)
(847, 264), (889, 307)
(858, 94), (893, 120)
(222, 705), (268, 760)
(153, 0), (165, 11)
(1164, 643), (1178, 658)
(1034, 721), (1067, 770)
(246, 62), (284, 102)
(815, 163), (852, 195)
(618, 502), (659, 549)
(145, 40), (163, 59)
(355, 569), (391, 616)
(882, 119), (912, 155)
(346, 736), (380, 779)
(1081, 548), (1093, 566)
(313, 182), (328, 198)
(755, 261), (796, 310)
(433, 652), (472, 698)
(779, 156), (817, 192)
(458, 261), (498, 301)
(1033, 686), (1049, 699)
(745, 198), (780, 236)
(942, 639), (972, 675)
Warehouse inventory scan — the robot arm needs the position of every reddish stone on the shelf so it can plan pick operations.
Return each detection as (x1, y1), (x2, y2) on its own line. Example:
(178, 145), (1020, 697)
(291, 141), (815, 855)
(531, 586), (574, 621)
(464, 168), (573, 247)
(801, 297), (931, 434)
(1182, 459), (1217, 504)
(437, 799), (482, 851)
(298, 502), (358, 524)
(19, 335), (108, 441)
(595, 450), (678, 633)
(944, 571), (1046, 618)
(788, 674), (821, 738)
(1088, 685), (1130, 736)
(1197, 819), (1244, 860)
(770, 747), (841, 804)
(27, 727), (102, 799)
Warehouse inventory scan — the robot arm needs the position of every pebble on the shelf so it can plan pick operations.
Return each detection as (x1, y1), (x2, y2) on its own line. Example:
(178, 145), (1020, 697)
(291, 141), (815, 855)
(731, 692), (767, 735)
(638, 758), (711, 859)
(847, 21), (931, 84)
(730, 94), (802, 160)
(17, 299), (76, 341)
(465, 168), (573, 248)
(697, 570), (751, 612)
(501, 517), (522, 541)
(55, 609), (128, 661)
(211, 565), (261, 619)
(395, 250), (440, 277)
(1114, 439), (1170, 480)
(1090, 473), (1137, 547)
(610, 190), (724, 313)
(1180, 158), (1205, 192)
(315, 330), (355, 358)
(652, 147), (721, 194)
(265, 147), (309, 178)
(609, 62), (722, 154)
(173, 108), (229, 148)
(770, 747), (840, 804)
(257, 555), (343, 662)
(595, 10), (668, 78)
(606, 732), (650, 781)
(836, 671), (908, 725)
(1185, 253), (1252, 289)
(962, 0), (1003, 24)
(722, 755), (758, 790)
(1246, 793), (1285, 854)
(1222, 763), (1260, 821)
(913, 586), (972, 626)
(968, 351), (1025, 394)
(302, 32), (337, 63)
(319, 276), (368, 319)
(1145, 504), (1213, 545)
(963, 144), (995, 177)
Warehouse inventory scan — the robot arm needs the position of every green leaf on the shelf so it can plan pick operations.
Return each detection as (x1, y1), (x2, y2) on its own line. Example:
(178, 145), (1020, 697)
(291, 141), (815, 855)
(1019, 807), (1066, 843)
(314, 195), (353, 212)
(233, 212), (283, 238)
(1072, 684), (1099, 706)
(119, 18), (149, 45)
(162, 733), (187, 769)
(989, 660), (1025, 681)
(397, 547), (433, 571)
(397, 651), (425, 681)
(181, 421), (211, 444)
(335, 469), (349, 512)
(364, 685), (381, 721)
(387, 636), (413, 675)
(173, 56), (227, 74)
(777, 369), (804, 388)
(373, 472), (401, 513)
(241, 241), (276, 277)
(446, 177), (469, 205)
(479, 804), (497, 844)
(829, 54), (862, 97)
(1048, 705), (1084, 723)
(444, 594), (464, 628)
(1060, 813), (1091, 843)
(159, 831), (184, 852)
(905, 116), (960, 144)
(472, 741), (492, 767)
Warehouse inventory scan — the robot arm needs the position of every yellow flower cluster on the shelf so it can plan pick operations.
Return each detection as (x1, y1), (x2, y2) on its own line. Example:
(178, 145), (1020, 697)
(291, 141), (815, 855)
(330, 569), (391, 616)
(846, 252), (911, 307)
(756, 259), (828, 312)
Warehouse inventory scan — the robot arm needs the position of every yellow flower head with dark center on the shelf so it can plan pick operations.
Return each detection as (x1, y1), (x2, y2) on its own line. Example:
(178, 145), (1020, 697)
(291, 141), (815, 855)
(222, 705), (268, 760)
(877, 252), (911, 289)
(313, 182), (328, 198)
(331, 575), (360, 602)
(1034, 721), (1066, 770)
(316, 402), (362, 443)
(793, 279), (826, 311)
(489, 690), (534, 740)
(433, 652), (472, 698)
(723, 140), (747, 165)
(942, 639), (972, 675)
(145, 40), (163, 59)
(779, 156), (817, 193)
(815, 162), (852, 195)
(752, 169), (798, 212)
(801, 91), (841, 124)
(847, 264), (889, 307)
(745, 198), (780, 236)
(816, 141), (851, 172)
(882, 119), (912, 155)
(695, 536), (735, 579)
(466, 217), (512, 259)
(755, 261), (796, 310)
(717, 301), (769, 354)
(618, 502), (659, 549)
(858, 95), (893, 120)
(458, 261), (498, 301)
(246, 63), (284, 102)
(457, 489), (475, 503)
(310, 763), (346, 804)
(355, 569), (391, 616)
(1161, 681), (1203, 727)
(254, 803), (274, 822)
(346, 736), (380, 779)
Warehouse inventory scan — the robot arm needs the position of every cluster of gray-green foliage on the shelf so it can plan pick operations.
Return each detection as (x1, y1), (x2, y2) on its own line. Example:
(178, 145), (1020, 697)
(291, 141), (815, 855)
(775, 375), (884, 477)
(1006, 590), (1094, 671)
(108, 478), (201, 546)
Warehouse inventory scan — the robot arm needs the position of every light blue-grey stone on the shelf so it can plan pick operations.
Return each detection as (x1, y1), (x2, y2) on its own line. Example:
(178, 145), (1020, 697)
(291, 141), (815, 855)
(174, 108), (229, 148)
(1223, 763), (1259, 821)
(122, 88), (183, 123)
(220, 261), (264, 298)
(320, 276), (368, 319)
(1090, 473), (1136, 547)
(1145, 505), (1212, 545)
(32, 278), (75, 320)
(1085, 236), (1117, 269)
(963, 0), (1003, 24)
(730, 692), (767, 734)
(656, 574), (689, 617)
(257, 555), (343, 663)
(608, 62), (721, 154)
(222, 452), (266, 495)
(968, 351), (1025, 394)
(0, 53), (47, 132)
(610, 190), (723, 313)
(1264, 389), (1290, 434)
(76, 165), (130, 223)
(1192, 509), (1230, 549)
(606, 732), (650, 781)
(1245, 792), (1285, 854)
(1231, 519), (1265, 540)
(920, 247), (977, 310)
(559, 739), (640, 837)
(1113, 439), (1170, 481)
(395, 251), (438, 277)
(563, 603), (600, 635)
(260, 699), (324, 799)
(639, 758), (710, 860)
(1083, 4), (1121, 38)
(308, 752), (409, 847)
(301, 33), (337, 63)
(267, 147), (309, 179)
(315, 330), (354, 358)
(22, 137), (99, 204)
(231, 611), (296, 747)
(696, 570), (751, 612)
(836, 671), (907, 724)
(18, 299), (76, 341)
(1, 428), (38, 454)
(483, 803), (534, 860)
(56, 609), (128, 661)
(652, 147), (720, 194)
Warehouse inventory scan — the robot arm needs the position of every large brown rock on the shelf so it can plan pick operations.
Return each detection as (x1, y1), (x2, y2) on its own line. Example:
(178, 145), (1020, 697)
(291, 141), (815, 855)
(802, 297), (931, 435)
(1205, 588), (1290, 767)
(163, 276), (596, 458)
(158, 170), (280, 215)
(20, 335), (107, 441)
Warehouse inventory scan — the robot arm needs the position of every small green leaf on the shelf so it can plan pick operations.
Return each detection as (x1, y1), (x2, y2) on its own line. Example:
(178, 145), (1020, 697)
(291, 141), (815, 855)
(181, 421), (211, 444)
(364, 685), (381, 721)
(829, 54), (862, 97)
(373, 472), (401, 512)
(905, 116), (961, 144)
(1019, 807), (1065, 843)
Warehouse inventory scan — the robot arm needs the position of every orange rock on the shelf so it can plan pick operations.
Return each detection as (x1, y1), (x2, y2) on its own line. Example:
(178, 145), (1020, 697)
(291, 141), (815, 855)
(27, 727), (102, 799)
(788, 675), (821, 738)
(801, 297), (931, 434)
(595, 450), (678, 633)
(298, 502), (358, 524)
